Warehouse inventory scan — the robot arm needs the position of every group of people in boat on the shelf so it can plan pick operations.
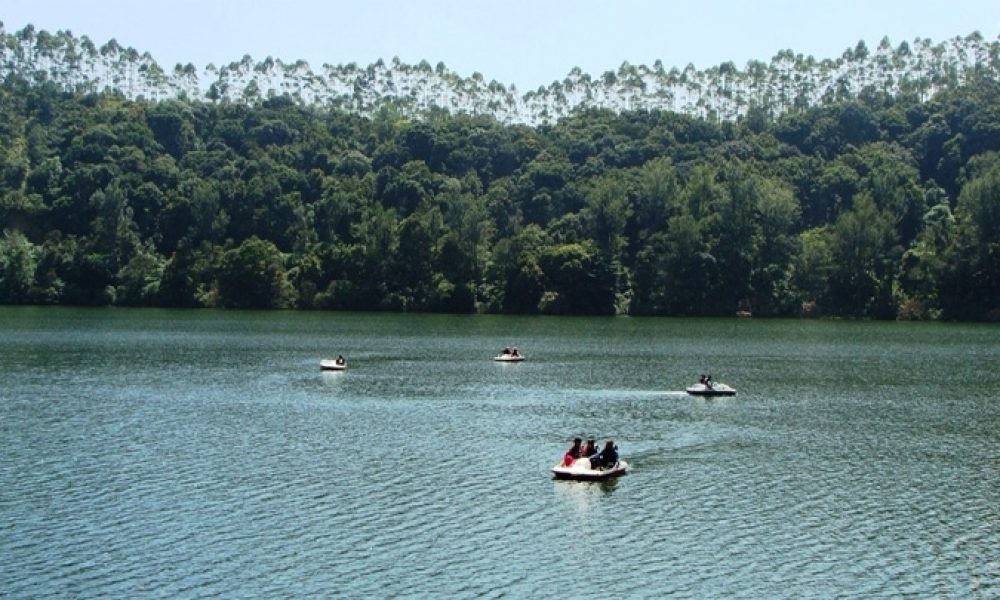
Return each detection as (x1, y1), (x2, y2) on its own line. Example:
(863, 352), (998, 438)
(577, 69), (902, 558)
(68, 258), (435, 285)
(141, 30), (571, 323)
(699, 374), (714, 388)
(499, 347), (521, 357)
(563, 437), (619, 470)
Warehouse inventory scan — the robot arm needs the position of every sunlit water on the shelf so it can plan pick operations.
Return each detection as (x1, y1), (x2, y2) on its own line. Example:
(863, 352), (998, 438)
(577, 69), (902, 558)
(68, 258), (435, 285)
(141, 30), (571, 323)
(1, 308), (998, 598)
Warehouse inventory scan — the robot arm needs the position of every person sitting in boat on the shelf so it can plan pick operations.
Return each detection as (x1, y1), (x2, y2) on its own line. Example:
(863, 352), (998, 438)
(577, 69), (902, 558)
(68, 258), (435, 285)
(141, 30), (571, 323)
(705, 374), (713, 389)
(511, 347), (520, 357)
(581, 439), (597, 458)
(335, 354), (346, 366)
(590, 440), (619, 470)
(699, 374), (707, 386)
(501, 347), (511, 356)
(563, 437), (583, 466)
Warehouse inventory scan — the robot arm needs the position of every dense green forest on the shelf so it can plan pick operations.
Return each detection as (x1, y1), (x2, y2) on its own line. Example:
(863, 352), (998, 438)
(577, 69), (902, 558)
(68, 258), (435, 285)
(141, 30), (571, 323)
(2, 29), (1000, 319)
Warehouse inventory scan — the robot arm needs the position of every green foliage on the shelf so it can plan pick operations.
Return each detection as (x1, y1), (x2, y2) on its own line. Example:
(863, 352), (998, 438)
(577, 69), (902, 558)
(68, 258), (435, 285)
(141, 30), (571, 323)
(828, 194), (897, 317)
(536, 242), (615, 315)
(116, 251), (165, 306)
(216, 237), (294, 308)
(0, 229), (37, 303)
(1, 66), (999, 319)
(940, 164), (1000, 319)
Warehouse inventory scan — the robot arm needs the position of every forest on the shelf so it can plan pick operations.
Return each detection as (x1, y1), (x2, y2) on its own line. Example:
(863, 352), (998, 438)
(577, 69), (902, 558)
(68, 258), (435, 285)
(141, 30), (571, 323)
(1, 27), (1000, 319)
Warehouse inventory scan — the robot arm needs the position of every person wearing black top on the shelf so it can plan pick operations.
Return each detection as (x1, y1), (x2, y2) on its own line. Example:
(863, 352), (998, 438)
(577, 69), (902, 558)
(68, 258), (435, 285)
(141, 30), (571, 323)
(590, 440), (619, 469)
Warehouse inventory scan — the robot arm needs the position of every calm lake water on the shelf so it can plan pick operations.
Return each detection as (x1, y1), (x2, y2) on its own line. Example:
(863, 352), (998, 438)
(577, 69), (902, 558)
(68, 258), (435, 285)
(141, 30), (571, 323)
(1, 307), (998, 598)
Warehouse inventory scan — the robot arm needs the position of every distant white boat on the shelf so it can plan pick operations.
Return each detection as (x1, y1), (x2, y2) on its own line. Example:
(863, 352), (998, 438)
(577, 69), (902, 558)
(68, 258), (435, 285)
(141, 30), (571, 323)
(493, 353), (525, 362)
(493, 348), (525, 362)
(685, 382), (736, 396)
(320, 358), (347, 371)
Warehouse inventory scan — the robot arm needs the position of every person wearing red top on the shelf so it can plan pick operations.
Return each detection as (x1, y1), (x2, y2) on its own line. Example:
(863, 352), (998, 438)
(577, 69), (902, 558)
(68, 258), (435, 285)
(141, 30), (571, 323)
(563, 437), (582, 466)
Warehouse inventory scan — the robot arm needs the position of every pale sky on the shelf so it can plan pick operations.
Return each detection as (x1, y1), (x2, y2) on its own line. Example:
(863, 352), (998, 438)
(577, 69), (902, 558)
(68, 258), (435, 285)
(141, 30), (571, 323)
(4, 0), (1000, 90)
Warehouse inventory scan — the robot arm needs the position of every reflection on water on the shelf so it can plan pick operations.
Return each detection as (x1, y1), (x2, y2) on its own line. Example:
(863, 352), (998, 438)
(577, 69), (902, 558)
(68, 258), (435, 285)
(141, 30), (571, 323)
(553, 478), (622, 512)
(1, 308), (999, 598)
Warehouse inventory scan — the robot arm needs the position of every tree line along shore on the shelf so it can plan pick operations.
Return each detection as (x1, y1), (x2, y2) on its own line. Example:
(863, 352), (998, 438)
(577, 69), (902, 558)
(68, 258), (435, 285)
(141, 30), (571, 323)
(1, 26), (999, 319)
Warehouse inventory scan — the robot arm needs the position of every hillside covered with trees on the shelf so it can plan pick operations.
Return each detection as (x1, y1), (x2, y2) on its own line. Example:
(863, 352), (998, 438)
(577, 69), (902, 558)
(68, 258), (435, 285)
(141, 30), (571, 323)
(1, 25), (1000, 319)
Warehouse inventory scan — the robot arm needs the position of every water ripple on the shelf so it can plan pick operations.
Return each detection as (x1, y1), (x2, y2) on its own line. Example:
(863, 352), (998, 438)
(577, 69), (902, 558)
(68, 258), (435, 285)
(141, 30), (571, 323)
(3, 311), (1000, 597)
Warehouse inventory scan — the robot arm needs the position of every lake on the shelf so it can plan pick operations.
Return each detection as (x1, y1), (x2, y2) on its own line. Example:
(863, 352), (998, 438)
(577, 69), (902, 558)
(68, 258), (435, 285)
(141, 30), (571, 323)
(1, 307), (998, 598)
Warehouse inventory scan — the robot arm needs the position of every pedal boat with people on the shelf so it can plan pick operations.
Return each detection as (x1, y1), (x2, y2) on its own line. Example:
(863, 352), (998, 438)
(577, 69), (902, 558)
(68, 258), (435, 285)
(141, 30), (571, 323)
(551, 457), (629, 480)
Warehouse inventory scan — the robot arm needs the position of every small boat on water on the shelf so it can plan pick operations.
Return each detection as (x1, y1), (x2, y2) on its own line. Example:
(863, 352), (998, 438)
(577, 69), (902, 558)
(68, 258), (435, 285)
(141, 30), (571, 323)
(493, 347), (525, 362)
(552, 457), (629, 481)
(493, 353), (525, 362)
(320, 357), (347, 371)
(685, 382), (736, 396)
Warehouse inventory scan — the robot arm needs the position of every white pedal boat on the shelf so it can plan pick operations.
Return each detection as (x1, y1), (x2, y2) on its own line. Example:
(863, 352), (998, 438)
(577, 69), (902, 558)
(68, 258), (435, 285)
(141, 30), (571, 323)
(552, 457), (629, 481)
(493, 354), (525, 362)
(685, 382), (736, 396)
(320, 358), (347, 371)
